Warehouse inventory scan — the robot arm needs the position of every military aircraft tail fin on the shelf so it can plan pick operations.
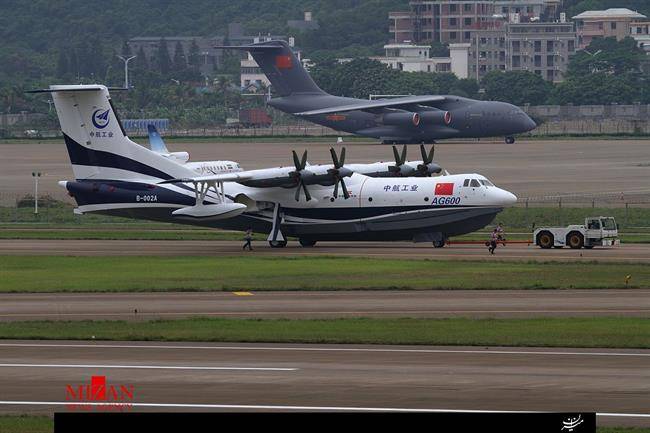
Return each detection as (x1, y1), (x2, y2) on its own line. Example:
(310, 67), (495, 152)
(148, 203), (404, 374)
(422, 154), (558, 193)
(218, 40), (326, 97)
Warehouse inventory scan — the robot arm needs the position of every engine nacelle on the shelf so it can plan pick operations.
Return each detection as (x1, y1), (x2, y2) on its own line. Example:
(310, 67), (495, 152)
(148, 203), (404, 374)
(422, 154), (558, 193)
(161, 151), (190, 164)
(419, 110), (452, 125)
(381, 112), (420, 127)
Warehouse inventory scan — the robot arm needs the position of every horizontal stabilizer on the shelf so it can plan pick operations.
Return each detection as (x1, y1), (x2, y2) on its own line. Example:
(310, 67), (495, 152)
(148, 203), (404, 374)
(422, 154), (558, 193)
(26, 85), (128, 94)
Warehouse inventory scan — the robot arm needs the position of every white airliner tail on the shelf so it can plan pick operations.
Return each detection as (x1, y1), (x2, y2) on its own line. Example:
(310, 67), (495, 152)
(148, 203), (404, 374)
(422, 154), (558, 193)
(44, 85), (192, 182)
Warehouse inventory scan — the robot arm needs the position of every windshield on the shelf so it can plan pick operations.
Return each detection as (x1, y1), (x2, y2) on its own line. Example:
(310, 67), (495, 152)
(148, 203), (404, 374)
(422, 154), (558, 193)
(479, 179), (494, 187)
(602, 218), (616, 230)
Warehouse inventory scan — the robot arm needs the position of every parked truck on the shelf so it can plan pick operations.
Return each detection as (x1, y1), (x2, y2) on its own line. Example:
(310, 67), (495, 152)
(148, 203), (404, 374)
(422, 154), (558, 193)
(533, 216), (619, 249)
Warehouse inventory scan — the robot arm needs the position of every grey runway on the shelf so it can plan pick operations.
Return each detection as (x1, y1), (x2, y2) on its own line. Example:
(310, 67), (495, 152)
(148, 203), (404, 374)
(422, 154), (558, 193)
(1, 289), (649, 321)
(0, 341), (648, 427)
(2, 239), (650, 262)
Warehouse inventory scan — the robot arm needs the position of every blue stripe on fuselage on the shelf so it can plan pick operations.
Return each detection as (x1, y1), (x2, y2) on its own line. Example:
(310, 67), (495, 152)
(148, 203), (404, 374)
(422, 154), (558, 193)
(63, 133), (174, 180)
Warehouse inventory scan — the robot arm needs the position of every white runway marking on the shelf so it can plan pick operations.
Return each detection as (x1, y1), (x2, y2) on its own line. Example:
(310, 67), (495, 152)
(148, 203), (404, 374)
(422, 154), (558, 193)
(0, 363), (296, 372)
(0, 342), (648, 358)
(0, 401), (646, 418)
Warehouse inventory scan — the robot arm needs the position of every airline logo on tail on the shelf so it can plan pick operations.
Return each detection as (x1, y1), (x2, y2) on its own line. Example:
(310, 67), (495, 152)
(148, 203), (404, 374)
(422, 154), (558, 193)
(92, 109), (111, 129)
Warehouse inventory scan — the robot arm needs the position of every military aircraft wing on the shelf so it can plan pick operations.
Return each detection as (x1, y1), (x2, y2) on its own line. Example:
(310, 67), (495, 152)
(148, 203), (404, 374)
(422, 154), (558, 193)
(293, 95), (447, 116)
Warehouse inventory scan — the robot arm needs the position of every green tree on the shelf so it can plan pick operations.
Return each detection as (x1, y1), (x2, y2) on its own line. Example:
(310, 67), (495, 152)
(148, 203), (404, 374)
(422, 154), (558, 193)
(157, 38), (171, 75)
(567, 37), (645, 76)
(483, 71), (551, 105)
(56, 49), (68, 78)
(172, 41), (186, 76)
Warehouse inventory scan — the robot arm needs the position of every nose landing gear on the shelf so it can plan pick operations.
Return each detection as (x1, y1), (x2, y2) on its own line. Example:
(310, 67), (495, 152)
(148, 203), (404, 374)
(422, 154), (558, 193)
(505, 136), (515, 144)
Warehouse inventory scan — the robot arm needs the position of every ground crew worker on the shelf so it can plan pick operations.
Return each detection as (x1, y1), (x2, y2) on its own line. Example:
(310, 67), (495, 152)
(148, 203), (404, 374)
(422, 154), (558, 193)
(488, 228), (499, 254)
(496, 222), (506, 246)
(243, 228), (253, 251)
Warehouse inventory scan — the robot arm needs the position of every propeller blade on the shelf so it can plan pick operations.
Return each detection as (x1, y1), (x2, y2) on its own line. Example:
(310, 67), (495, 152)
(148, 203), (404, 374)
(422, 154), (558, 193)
(292, 150), (301, 170)
(329, 147), (339, 168)
(392, 146), (400, 166)
(333, 180), (339, 198)
(339, 147), (346, 166)
(419, 144), (428, 162)
(400, 145), (407, 165)
(428, 145), (435, 163)
(302, 181), (311, 201)
(300, 150), (308, 170)
(341, 179), (350, 199)
(294, 180), (302, 201)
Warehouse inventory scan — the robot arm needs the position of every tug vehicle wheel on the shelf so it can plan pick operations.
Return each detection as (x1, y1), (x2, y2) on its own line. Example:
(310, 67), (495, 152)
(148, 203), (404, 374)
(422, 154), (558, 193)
(567, 232), (584, 249)
(536, 231), (554, 249)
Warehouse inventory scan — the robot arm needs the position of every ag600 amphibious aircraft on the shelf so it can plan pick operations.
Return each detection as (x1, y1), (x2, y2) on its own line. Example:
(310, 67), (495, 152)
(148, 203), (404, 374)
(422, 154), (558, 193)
(221, 40), (536, 144)
(36, 85), (516, 247)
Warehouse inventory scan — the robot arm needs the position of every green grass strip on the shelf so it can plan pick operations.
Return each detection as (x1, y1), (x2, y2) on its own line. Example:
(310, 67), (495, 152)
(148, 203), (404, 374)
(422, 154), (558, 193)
(1, 256), (649, 292)
(1, 317), (648, 348)
(0, 416), (53, 433)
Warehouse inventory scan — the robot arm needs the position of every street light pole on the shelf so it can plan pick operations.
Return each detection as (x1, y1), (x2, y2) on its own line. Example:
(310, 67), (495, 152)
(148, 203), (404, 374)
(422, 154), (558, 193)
(117, 55), (137, 89)
(32, 172), (41, 214)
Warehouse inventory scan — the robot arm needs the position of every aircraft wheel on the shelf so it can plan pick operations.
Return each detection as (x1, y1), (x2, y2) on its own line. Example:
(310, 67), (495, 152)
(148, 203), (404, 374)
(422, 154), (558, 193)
(269, 240), (288, 248)
(432, 239), (446, 248)
(505, 136), (515, 144)
(299, 239), (317, 247)
(567, 232), (584, 249)
(536, 231), (554, 249)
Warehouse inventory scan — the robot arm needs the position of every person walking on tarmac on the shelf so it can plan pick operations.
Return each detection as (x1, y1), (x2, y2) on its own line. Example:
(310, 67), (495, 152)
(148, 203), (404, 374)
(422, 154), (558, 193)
(496, 222), (506, 246)
(243, 228), (253, 251)
(488, 228), (499, 254)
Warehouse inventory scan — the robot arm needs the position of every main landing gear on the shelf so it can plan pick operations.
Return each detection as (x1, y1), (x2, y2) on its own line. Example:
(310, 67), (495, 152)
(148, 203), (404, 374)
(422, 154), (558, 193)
(505, 136), (515, 144)
(269, 240), (288, 248)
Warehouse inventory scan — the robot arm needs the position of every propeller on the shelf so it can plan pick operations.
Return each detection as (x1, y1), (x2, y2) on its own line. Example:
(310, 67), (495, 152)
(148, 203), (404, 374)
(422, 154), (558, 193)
(388, 145), (416, 177)
(416, 144), (442, 176)
(328, 147), (352, 199)
(290, 150), (313, 202)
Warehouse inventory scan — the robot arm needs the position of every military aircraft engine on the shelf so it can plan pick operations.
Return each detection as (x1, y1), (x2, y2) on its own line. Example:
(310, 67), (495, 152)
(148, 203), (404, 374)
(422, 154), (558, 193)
(419, 110), (452, 126)
(381, 112), (421, 127)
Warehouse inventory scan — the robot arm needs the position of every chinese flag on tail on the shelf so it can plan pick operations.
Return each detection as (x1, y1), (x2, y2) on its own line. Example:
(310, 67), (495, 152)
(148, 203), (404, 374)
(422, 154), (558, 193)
(275, 55), (292, 69)
(435, 182), (454, 196)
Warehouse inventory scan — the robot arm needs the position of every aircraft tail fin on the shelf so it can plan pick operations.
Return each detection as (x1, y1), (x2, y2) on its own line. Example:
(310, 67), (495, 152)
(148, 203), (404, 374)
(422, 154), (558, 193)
(147, 124), (169, 153)
(42, 84), (191, 182)
(219, 40), (326, 97)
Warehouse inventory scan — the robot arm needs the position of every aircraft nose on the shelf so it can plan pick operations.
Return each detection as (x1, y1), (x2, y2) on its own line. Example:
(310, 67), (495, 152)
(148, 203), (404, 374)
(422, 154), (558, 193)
(523, 113), (536, 131)
(495, 188), (517, 206)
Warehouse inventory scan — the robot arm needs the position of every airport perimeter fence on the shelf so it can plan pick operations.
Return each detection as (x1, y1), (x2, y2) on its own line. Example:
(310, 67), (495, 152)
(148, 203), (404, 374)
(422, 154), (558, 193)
(1, 191), (650, 230)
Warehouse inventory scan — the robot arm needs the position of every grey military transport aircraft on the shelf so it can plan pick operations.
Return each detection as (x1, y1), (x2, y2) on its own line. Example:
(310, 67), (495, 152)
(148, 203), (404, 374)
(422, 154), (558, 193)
(221, 40), (537, 144)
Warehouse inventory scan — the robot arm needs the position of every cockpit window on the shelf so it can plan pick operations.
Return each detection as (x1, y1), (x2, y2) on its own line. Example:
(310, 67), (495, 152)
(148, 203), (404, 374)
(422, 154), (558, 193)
(479, 179), (494, 187)
(470, 179), (481, 187)
(463, 179), (470, 187)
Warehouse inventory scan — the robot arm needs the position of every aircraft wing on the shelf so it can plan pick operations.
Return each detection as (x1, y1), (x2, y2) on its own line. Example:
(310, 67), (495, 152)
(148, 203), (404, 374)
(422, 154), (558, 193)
(293, 95), (447, 116)
(159, 172), (253, 184)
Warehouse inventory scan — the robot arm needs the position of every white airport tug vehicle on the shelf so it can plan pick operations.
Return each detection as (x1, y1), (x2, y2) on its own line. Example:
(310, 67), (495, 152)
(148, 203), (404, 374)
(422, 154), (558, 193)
(533, 216), (619, 249)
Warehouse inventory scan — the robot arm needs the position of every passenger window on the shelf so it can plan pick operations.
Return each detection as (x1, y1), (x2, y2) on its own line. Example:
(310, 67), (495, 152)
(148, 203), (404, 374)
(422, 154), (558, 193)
(463, 179), (470, 187)
(470, 179), (480, 187)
